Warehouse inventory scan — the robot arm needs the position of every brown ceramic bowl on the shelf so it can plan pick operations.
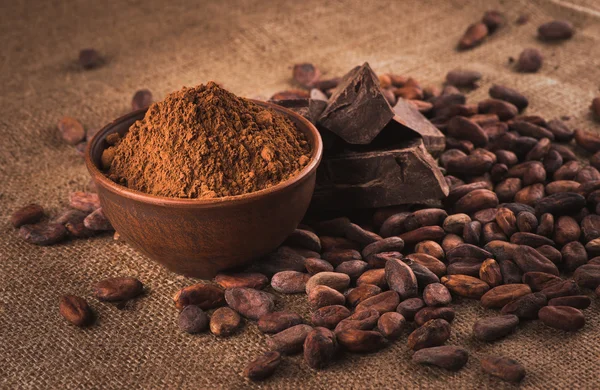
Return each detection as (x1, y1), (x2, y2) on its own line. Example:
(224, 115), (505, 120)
(85, 101), (323, 279)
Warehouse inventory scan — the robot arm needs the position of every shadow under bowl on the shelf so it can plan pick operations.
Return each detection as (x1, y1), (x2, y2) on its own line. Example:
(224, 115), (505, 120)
(85, 100), (323, 279)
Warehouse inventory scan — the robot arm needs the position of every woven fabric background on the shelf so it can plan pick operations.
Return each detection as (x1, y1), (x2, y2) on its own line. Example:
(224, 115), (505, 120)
(1, 0), (600, 388)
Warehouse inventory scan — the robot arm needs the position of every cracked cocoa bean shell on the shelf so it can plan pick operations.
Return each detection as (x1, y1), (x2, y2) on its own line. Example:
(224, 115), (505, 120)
(93, 277), (143, 302)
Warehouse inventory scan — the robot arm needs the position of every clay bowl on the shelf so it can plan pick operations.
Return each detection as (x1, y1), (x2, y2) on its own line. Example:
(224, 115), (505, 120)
(85, 101), (323, 279)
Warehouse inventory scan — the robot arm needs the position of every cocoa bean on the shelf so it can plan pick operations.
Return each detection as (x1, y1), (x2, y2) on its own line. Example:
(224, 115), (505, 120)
(562, 241), (588, 272)
(355, 291), (400, 315)
(308, 285), (345, 309)
(225, 288), (275, 320)
(446, 69), (481, 88)
(548, 295), (591, 309)
(362, 237), (404, 259)
(443, 214), (471, 234)
(283, 229), (321, 252)
(311, 305), (351, 329)
(495, 178), (522, 202)
(57, 116), (86, 145)
(478, 99), (518, 121)
(516, 48), (543, 72)
(481, 355), (526, 383)
(510, 232), (555, 247)
(375, 312), (405, 340)
(178, 305), (209, 334)
(173, 283), (225, 310)
(293, 63), (320, 88)
(314, 217), (351, 237)
(356, 269), (387, 289)
(399, 226), (445, 245)
(536, 246), (563, 265)
(479, 258), (503, 287)
(510, 120), (554, 140)
(379, 212), (411, 237)
(537, 213), (555, 237)
(547, 181), (580, 196)
(541, 279), (580, 299)
(455, 189), (499, 214)
(407, 318), (451, 351)
(446, 182), (490, 204)
(522, 271), (562, 291)
(446, 154), (494, 176)
(93, 277), (143, 302)
(322, 249), (362, 267)
(396, 298), (426, 321)
(345, 284), (381, 308)
(413, 346), (468, 371)
(447, 243), (492, 261)
(538, 20), (574, 41)
(495, 207), (516, 237)
(243, 351), (281, 381)
(214, 272), (269, 290)
(305, 272), (350, 294)
(544, 149), (564, 174)
(407, 253), (447, 277)
(573, 264), (600, 289)
(485, 240), (518, 262)
(259, 246), (306, 275)
(526, 137), (551, 161)
(576, 166), (600, 183)
(405, 259), (440, 287)
(385, 259), (418, 299)
(271, 271), (310, 294)
(83, 208), (113, 231)
(415, 307), (455, 326)
(441, 275), (490, 299)
(258, 311), (303, 334)
(463, 221), (482, 245)
(539, 306), (585, 331)
(267, 324), (313, 354)
(495, 150), (519, 166)
(458, 22), (488, 50)
(337, 329), (387, 353)
(535, 192), (586, 216)
(442, 234), (464, 252)
(489, 85), (528, 111)
(131, 89), (153, 111)
(414, 241), (445, 261)
(501, 292), (547, 320)
(447, 116), (488, 146)
(515, 211), (537, 233)
(484, 123), (509, 141)
(335, 309), (380, 333)
(69, 191), (100, 213)
(78, 48), (102, 69)
(303, 327), (337, 369)
(10, 204), (45, 228)
(59, 294), (93, 327)
(210, 307), (242, 336)
(481, 284), (532, 308)
(344, 223), (382, 245)
(581, 214), (600, 242)
(320, 237), (360, 253)
(547, 119), (574, 142)
(447, 261), (481, 277)
(473, 315), (519, 341)
(19, 222), (67, 246)
(552, 144), (578, 162)
(554, 161), (581, 181)
(513, 245), (559, 275)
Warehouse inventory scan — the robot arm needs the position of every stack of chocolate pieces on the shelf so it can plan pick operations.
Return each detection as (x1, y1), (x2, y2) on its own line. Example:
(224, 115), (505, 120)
(273, 62), (448, 210)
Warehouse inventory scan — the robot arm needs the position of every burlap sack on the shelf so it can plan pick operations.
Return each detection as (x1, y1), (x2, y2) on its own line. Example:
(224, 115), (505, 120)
(1, 0), (599, 388)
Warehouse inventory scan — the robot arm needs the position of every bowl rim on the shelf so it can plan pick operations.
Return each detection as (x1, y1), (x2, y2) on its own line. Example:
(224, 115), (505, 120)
(85, 99), (323, 208)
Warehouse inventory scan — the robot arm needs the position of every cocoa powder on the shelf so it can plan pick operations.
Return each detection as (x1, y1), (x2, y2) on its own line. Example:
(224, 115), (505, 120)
(108, 82), (311, 198)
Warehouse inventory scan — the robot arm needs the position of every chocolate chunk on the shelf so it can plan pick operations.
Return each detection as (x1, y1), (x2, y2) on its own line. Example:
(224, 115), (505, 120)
(318, 63), (395, 145)
(393, 98), (446, 157)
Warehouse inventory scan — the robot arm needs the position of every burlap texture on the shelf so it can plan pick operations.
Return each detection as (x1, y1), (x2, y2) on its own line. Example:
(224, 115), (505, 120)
(1, 0), (600, 388)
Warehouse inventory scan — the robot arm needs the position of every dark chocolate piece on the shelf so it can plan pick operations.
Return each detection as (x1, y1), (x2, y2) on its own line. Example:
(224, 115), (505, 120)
(393, 98), (446, 157)
(318, 63), (395, 145)
(272, 99), (327, 125)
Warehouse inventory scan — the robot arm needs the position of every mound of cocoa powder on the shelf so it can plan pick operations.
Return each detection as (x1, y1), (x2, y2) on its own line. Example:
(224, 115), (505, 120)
(106, 82), (311, 198)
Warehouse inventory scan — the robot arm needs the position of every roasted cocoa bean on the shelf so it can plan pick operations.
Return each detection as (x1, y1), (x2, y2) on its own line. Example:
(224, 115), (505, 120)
(259, 246), (306, 275)
(344, 223), (381, 246)
(538, 20), (574, 41)
(83, 208), (113, 231)
(413, 346), (469, 371)
(489, 85), (528, 111)
(356, 269), (387, 289)
(516, 211), (538, 233)
(345, 284), (381, 307)
(399, 226), (445, 245)
(495, 178), (522, 202)
(311, 305), (351, 329)
(501, 292), (547, 320)
(415, 307), (455, 326)
(537, 245), (563, 265)
(93, 277), (143, 302)
(408, 253), (447, 277)
(377, 312), (405, 340)
(355, 291), (400, 314)
(513, 245), (559, 275)
(510, 232), (555, 247)
(69, 191), (100, 213)
(443, 214), (471, 234)
(57, 116), (86, 145)
(334, 308), (380, 334)
(19, 222), (67, 246)
(544, 149), (564, 174)
(243, 351), (281, 381)
(309, 285), (346, 309)
(322, 249), (362, 267)
(458, 22), (488, 50)
(271, 271), (310, 294)
(535, 192), (586, 217)
(314, 217), (351, 237)
(447, 116), (488, 147)
(407, 318), (451, 351)
(303, 327), (337, 369)
(479, 258), (503, 287)
(403, 209), (448, 232)
(480, 284), (532, 308)
(538, 306), (585, 331)
(441, 275), (490, 299)
(548, 295), (591, 309)
(522, 271), (562, 291)
(59, 294), (93, 327)
(225, 288), (275, 320)
(481, 355), (526, 383)
(267, 324), (313, 354)
(337, 329), (387, 353)
(305, 272), (350, 294)
(10, 204), (44, 228)
(283, 229), (321, 252)
(463, 221), (482, 245)
(442, 234), (464, 252)
(541, 279), (580, 299)
(385, 259), (418, 299)
(215, 272), (269, 290)
(447, 261), (481, 277)
(446, 69), (481, 88)
(473, 314), (519, 341)
(178, 305), (209, 334)
(581, 214), (600, 242)
(320, 237), (360, 253)
(414, 241), (445, 261)
(562, 241), (588, 272)
(537, 213), (555, 237)
(362, 237), (405, 259)
(479, 99), (518, 120)
(258, 311), (303, 334)
(131, 89), (153, 111)
(173, 283), (225, 310)
(573, 264), (600, 289)
(210, 307), (242, 336)
(516, 48), (543, 72)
